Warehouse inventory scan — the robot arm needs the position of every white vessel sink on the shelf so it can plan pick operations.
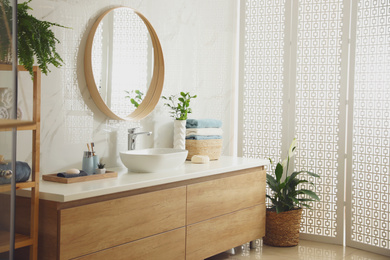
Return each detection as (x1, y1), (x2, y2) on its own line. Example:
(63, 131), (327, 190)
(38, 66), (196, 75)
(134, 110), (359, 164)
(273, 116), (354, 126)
(120, 148), (188, 173)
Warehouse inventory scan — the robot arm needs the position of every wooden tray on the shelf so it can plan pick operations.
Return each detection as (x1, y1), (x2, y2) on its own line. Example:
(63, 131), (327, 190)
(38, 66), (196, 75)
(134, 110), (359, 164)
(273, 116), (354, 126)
(42, 171), (118, 184)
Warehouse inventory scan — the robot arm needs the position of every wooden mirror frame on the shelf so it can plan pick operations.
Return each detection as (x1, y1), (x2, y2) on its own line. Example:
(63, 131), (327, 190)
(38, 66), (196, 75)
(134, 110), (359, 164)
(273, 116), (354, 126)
(84, 7), (164, 120)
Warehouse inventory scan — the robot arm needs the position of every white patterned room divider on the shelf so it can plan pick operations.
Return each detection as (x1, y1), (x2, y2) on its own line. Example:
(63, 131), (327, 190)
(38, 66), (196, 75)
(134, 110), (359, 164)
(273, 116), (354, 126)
(239, 0), (390, 256)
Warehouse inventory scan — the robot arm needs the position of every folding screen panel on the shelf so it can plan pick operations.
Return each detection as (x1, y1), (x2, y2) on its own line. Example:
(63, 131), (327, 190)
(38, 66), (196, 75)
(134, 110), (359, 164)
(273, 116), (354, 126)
(294, 0), (346, 243)
(240, 0), (345, 244)
(239, 0), (286, 167)
(346, 0), (390, 255)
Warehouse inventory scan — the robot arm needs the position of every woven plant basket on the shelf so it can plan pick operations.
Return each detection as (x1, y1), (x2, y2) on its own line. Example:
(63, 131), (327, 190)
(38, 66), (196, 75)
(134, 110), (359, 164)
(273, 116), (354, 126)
(263, 208), (303, 247)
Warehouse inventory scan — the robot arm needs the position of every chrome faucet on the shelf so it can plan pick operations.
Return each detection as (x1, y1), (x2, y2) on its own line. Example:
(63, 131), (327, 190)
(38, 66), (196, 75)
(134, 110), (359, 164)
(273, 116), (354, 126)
(128, 128), (152, 150)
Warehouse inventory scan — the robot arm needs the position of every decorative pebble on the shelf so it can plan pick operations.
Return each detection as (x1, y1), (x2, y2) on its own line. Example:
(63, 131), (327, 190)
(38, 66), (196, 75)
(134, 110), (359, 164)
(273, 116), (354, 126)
(65, 168), (80, 174)
(191, 155), (210, 164)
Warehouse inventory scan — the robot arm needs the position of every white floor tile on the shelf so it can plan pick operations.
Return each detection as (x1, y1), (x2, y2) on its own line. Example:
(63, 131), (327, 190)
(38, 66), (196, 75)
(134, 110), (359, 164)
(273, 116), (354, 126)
(206, 240), (389, 260)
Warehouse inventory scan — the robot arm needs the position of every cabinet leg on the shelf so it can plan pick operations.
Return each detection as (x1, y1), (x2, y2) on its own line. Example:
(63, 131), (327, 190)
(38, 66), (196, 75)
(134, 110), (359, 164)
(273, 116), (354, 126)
(250, 238), (262, 249)
(241, 242), (251, 256)
(225, 248), (235, 254)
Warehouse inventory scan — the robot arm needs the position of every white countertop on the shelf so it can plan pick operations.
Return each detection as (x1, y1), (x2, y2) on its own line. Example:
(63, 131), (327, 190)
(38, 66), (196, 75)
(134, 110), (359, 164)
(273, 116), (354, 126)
(18, 156), (268, 202)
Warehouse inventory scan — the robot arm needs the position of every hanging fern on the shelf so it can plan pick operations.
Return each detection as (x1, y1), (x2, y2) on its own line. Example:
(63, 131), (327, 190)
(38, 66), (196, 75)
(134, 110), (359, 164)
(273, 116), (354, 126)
(0, 0), (67, 78)
(0, 0), (13, 63)
(17, 0), (67, 78)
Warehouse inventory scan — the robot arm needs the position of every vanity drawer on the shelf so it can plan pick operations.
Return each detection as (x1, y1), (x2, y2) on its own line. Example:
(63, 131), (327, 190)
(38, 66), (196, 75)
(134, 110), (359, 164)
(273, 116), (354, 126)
(58, 186), (186, 260)
(186, 204), (265, 260)
(187, 168), (266, 224)
(73, 228), (186, 260)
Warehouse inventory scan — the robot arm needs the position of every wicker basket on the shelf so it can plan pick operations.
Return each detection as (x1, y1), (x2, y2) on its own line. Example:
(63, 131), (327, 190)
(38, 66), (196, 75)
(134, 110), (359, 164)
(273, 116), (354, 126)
(263, 208), (303, 247)
(185, 139), (222, 160)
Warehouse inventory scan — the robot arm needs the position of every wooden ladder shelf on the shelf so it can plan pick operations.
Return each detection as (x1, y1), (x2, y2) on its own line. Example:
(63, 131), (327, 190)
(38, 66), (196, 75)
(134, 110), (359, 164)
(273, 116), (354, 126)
(0, 65), (41, 260)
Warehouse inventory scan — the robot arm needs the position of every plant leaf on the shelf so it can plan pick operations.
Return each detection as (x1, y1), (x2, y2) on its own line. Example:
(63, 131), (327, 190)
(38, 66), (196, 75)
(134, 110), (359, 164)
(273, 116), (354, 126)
(297, 189), (320, 201)
(266, 174), (278, 192)
(275, 163), (283, 183)
(297, 198), (315, 202)
(276, 204), (283, 214)
(306, 171), (320, 178)
(291, 197), (299, 205)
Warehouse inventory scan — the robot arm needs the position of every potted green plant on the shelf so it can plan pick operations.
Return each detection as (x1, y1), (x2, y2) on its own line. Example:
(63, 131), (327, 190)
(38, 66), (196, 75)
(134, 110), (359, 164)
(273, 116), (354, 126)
(162, 92), (197, 149)
(96, 162), (106, 174)
(264, 138), (320, 247)
(0, 0), (66, 78)
(162, 92), (197, 120)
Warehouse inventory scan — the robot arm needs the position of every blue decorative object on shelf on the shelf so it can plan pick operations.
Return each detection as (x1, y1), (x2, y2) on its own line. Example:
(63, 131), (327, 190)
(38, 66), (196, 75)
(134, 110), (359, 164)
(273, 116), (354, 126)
(0, 161), (31, 184)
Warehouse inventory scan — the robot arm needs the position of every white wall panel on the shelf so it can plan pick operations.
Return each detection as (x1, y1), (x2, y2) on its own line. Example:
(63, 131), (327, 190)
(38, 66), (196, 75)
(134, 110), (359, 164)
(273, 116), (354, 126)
(15, 0), (238, 173)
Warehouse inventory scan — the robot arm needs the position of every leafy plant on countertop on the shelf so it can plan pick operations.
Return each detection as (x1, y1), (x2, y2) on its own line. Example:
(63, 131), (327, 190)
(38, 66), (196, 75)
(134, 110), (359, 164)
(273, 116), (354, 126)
(266, 138), (320, 213)
(0, 0), (68, 78)
(162, 92), (197, 120)
(97, 162), (105, 169)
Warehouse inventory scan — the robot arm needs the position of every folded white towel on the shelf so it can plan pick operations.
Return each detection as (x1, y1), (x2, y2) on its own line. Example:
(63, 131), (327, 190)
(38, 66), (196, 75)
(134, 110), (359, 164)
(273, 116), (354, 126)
(186, 128), (223, 137)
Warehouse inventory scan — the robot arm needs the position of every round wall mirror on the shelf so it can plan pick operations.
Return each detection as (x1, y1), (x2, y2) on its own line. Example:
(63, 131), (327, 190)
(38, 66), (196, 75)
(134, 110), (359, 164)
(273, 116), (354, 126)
(84, 7), (164, 120)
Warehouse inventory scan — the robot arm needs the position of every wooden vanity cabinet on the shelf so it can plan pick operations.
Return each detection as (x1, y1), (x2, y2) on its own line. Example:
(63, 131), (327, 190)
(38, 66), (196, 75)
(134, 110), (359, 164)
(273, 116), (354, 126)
(186, 169), (266, 260)
(59, 187), (186, 259)
(73, 228), (186, 260)
(187, 169), (265, 224)
(38, 187), (186, 260)
(36, 167), (266, 260)
(187, 206), (265, 260)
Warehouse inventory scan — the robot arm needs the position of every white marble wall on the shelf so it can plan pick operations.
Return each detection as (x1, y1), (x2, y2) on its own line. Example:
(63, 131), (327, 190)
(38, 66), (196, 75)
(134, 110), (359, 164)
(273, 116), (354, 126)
(14, 0), (238, 174)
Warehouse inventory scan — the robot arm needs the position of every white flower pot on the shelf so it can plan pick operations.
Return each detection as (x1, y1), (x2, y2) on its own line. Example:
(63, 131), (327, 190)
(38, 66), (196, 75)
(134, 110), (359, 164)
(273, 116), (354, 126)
(173, 120), (186, 150)
(95, 168), (106, 174)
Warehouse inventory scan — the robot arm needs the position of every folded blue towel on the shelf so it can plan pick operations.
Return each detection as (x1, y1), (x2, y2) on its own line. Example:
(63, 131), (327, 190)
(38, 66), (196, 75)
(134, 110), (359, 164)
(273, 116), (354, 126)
(186, 135), (222, 140)
(0, 161), (31, 184)
(186, 119), (222, 128)
(57, 171), (88, 178)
